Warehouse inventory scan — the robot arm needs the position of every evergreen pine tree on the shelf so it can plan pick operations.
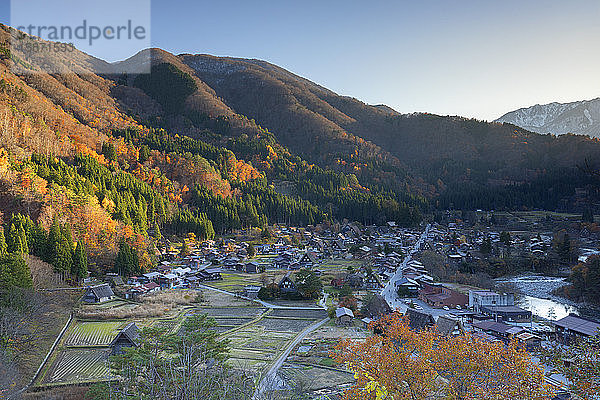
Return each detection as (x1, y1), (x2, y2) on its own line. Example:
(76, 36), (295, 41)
(16, 224), (29, 255)
(115, 241), (139, 276)
(0, 252), (32, 288)
(0, 228), (6, 255)
(53, 233), (73, 275)
(46, 218), (61, 264)
(72, 242), (88, 281)
(153, 221), (161, 241)
(247, 244), (256, 257)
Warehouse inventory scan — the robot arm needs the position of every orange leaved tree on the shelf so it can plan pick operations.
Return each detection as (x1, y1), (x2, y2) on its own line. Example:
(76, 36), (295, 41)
(332, 313), (554, 400)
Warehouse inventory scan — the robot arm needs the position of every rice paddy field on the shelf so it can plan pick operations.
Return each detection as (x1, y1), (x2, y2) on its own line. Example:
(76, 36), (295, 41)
(63, 321), (124, 346)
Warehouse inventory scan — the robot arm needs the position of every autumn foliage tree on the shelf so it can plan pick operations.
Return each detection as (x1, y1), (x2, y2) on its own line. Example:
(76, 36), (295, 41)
(332, 313), (554, 400)
(548, 334), (600, 400)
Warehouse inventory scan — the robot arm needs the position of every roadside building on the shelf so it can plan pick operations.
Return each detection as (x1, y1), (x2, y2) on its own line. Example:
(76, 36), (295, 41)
(468, 290), (514, 313)
(420, 283), (468, 308)
(435, 315), (465, 336)
(406, 308), (435, 331)
(279, 274), (299, 297)
(480, 305), (532, 323)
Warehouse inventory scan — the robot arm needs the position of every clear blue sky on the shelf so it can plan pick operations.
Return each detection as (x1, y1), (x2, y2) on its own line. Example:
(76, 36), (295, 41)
(2, 0), (600, 120)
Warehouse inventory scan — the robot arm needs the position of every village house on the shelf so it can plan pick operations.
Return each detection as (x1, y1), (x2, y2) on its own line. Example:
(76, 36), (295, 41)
(197, 267), (223, 281)
(480, 305), (532, 323)
(364, 273), (383, 290)
(395, 277), (419, 297)
(279, 274), (299, 297)
(238, 261), (260, 274)
(406, 308), (435, 331)
(82, 284), (115, 304)
(157, 273), (178, 289)
(297, 251), (319, 268)
(472, 320), (526, 343)
(435, 315), (465, 336)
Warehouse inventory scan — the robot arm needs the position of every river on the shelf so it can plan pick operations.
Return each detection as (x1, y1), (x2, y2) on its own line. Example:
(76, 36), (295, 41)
(494, 274), (600, 321)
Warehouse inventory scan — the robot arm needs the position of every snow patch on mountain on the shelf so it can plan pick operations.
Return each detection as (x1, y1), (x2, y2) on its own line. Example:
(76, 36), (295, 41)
(495, 98), (600, 138)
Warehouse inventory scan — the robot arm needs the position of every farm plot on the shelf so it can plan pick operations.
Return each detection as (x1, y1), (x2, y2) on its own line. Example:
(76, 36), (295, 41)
(269, 308), (327, 319)
(244, 335), (290, 352)
(213, 317), (255, 327)
(255, 317), (315, 333)
(83, 299), (128, 309)
(64, 321), (124, 346)
(193, 307), (266, 319)
(152, 318), (181, 333)
(47, 349), (110, 384)
(280, 362), (354, 392)
(229, 348), (275, 361)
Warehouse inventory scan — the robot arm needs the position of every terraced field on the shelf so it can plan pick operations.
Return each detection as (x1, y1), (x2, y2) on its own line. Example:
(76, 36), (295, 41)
(255, 317), (315, 332)
(194, 307), (266, 318)
(152, 318), (181, 333)
(63, 321), (124, 346)
(269, 308), (328, 319)
(47, 349), (110, 384)
(213, 317), (255, 327)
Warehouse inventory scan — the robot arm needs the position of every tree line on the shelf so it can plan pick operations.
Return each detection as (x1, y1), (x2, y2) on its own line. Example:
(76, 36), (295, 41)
(0, 213), (87, 285)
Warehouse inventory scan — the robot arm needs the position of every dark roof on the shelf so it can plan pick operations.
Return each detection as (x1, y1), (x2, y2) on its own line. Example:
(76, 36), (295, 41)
(109, 276), (124, 286)
(110, 322), (140, 346)
(473, 320), (518, 334)
(482, 305), (531, 314)
(87, 284), (114, 299)
(406, 309), (435, 331)
(554, 314), (600, 336)
(364, 294), (392, 318)
(436, 315), (464, 336)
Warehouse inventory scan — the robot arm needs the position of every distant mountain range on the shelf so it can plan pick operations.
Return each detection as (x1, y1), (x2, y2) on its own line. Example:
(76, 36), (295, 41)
(495, 98), (600, 138)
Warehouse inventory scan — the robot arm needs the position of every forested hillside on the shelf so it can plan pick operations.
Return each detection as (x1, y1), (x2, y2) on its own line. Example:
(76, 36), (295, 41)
(0, 25), (422, 280)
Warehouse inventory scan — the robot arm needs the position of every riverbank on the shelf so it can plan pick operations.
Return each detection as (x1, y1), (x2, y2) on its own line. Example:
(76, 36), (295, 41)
(494, 273), (600, 320)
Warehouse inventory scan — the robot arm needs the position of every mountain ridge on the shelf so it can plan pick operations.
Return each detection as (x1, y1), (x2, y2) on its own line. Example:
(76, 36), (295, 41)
(495, 97), (600, 138)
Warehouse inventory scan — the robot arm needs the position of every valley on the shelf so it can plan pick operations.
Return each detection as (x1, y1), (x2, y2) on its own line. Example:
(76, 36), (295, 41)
(0, 16), (599, 400)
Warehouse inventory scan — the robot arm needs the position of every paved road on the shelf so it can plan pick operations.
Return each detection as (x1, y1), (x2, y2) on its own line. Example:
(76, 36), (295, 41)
(253, 317), (330, 399)
(381, 224), (431, 310)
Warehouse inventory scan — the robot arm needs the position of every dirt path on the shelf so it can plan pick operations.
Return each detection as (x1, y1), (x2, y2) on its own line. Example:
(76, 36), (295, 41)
(253, 317), (330, 399)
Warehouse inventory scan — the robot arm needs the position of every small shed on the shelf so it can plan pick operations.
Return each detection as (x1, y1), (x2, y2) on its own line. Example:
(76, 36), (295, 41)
(336, 307), (354, 326)
(110, 322), (140, 355)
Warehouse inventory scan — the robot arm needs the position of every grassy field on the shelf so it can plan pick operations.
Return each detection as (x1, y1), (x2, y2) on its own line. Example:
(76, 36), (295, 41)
(206, 271), (288, 293)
